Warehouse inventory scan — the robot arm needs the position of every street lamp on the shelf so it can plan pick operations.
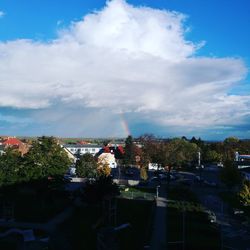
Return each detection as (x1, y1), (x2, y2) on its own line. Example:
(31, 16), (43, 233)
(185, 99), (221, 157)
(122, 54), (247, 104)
(156, 185), (160, 198)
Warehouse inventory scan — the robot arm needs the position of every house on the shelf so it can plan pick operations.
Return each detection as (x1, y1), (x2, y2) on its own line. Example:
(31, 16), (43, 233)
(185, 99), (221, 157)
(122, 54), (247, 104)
(63, 144), (102, 157)
(0, 137), (30, 156)
(96, 145), (125, 160)
(1, 137), (23, 147)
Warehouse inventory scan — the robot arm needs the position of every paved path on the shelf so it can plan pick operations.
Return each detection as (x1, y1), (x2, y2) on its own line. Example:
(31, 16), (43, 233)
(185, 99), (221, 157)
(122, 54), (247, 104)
(150, 184), (167, 250)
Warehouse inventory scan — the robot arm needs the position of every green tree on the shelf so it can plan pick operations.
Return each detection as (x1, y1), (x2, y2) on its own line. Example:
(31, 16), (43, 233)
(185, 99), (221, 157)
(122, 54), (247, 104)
(204, 150), (222, 163)
(223, 137), (240, 161)
(0, 148), (23, 186)
(123, 135), (137, 166)
(23, 136), (71, 179)
(165, 138), (198, 168)
(219, 160), (242, 189)
(76, 153), (97, 178)
(238, 180), (250, 206)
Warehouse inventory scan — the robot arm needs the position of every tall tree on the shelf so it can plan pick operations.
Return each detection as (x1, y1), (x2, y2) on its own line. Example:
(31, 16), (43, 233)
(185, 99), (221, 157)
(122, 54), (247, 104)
(223, 137), (240, 161)
(23, 136), (71, 179)
(76, 153), (97, 178)
(0, 148), (23, 186)
(123, 135), (136, 166)
(165, 138), (198, 168)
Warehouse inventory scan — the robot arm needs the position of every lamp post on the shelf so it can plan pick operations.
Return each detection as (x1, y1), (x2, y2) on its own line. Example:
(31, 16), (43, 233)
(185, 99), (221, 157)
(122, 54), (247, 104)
(198, 151), (202, 181)
(156, 185), (160, 198)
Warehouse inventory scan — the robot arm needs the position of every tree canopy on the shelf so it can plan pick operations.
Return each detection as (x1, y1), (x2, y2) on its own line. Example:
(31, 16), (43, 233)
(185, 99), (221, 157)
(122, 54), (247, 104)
(0, 136), (71, 187)
(76, 153), (97, 178)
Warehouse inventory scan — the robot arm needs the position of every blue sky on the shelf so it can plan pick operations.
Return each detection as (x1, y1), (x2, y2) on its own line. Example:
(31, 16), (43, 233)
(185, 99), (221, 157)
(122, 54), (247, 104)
(0, 0), (249, 140)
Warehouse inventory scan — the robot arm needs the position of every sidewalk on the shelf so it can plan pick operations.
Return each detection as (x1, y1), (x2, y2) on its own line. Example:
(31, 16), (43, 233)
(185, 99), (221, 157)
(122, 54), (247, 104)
(150, 184), (167, 250)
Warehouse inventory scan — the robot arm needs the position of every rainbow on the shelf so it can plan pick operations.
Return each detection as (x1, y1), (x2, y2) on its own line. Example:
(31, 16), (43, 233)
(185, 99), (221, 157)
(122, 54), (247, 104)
(120, 113), (131, 137)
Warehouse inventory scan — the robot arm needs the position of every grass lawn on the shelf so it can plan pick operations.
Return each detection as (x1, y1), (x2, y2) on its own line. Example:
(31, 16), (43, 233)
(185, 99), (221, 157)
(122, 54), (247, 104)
(119, 186), (156, 200)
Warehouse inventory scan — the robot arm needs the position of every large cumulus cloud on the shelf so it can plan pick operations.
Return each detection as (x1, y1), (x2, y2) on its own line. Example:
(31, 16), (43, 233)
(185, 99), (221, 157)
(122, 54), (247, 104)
(0, 0), (249, 137)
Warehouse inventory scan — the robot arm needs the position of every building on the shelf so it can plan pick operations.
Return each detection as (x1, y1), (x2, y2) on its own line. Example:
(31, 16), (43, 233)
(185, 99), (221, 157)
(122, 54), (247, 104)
(235, 152), (250, 169)
(63, 144), (103, 157)
(0, 137), (30, 156)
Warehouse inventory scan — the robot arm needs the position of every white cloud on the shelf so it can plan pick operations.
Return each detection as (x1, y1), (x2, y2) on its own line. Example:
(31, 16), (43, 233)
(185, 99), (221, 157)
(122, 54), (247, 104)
(0, 11), (5, 18)
(0, 0), (249, 136)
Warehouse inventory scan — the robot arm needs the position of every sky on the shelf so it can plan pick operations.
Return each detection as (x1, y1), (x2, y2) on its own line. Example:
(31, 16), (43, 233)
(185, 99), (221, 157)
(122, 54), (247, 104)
(0, 0), (249, 140)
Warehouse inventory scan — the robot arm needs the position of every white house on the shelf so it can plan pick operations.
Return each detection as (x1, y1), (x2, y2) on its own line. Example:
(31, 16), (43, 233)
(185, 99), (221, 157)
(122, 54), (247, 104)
(63, 144), (102, 157)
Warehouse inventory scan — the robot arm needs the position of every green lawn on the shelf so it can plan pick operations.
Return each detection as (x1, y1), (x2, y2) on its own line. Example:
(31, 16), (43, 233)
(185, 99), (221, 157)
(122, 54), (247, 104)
(119, 186), (155, 200)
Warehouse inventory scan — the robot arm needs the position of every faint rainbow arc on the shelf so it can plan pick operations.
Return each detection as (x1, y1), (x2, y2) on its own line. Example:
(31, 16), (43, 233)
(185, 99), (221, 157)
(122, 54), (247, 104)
(120, 113), (131, 137)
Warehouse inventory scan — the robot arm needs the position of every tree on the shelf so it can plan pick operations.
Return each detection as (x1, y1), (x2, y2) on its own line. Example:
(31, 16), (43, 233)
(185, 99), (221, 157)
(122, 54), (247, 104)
(97, 154), (111, 177)
(223, 137), (240, 161)
(203, 150), (222, 163)
(83, 175), (119, 203)
(123, 135), (137, 166)
(219, 160), (242, 189)
(238, 180), (250, 206)
(23, 136), (71, 179)
(0, 148), (24, 186)
(75, 153), (97, 178)
(165, 139), (198, 168)
(140, 167), (148, 181)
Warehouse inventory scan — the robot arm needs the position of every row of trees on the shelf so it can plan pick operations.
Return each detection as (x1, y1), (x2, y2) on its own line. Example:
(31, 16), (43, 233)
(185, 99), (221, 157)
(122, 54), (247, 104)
(123, 135), (250, 169)
(0, 137), (71, 187)
(123, 135), (199, 170)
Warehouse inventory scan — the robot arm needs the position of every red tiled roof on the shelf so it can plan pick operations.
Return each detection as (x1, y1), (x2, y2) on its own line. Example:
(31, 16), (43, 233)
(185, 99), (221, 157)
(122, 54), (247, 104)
(2, 138), (23, 146)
